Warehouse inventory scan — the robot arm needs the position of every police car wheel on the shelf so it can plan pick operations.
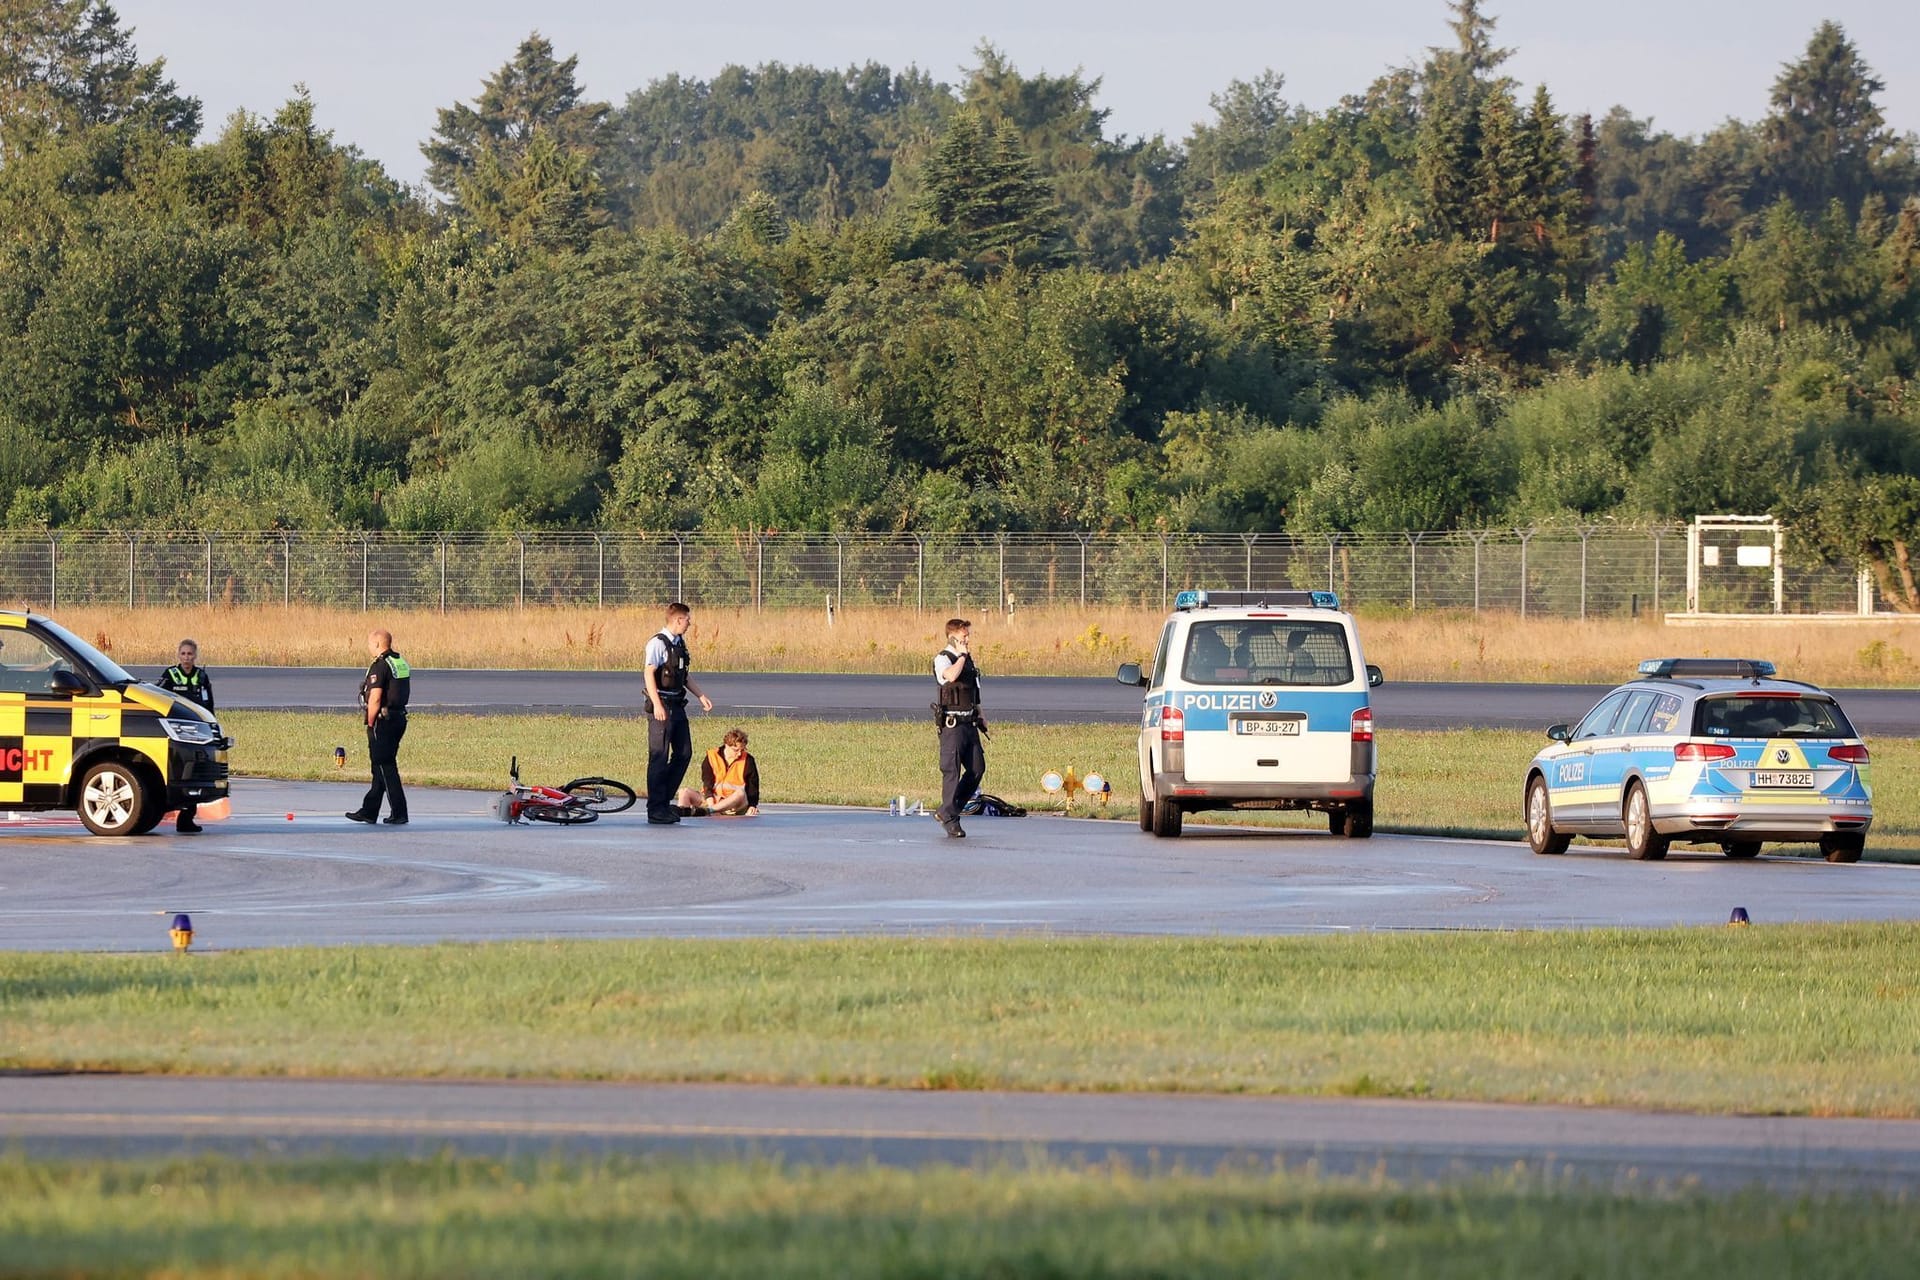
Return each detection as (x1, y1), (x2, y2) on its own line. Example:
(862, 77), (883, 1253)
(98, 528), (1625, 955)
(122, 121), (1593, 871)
(1526, 778), (1570, 856)
(1820, 833), (1865, 863)
(77, 761), (152, 837)
(1150, 796), (1182, 838)
(1138, 794), (1153, 831)
(1623, 784), (1669, 861)
(1722, 841), (1762, 859)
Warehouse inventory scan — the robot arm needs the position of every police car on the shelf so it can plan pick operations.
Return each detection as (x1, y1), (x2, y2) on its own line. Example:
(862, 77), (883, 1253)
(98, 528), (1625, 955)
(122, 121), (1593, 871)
(1524, 658), (1873, 862)
(0, 612), (230, 835)
(1117, 589), (1382, 838)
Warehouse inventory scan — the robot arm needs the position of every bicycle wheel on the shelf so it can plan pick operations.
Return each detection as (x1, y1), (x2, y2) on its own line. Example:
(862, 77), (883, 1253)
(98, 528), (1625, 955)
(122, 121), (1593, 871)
(561, 777), (638, 814)
(525, 803), (598, 825)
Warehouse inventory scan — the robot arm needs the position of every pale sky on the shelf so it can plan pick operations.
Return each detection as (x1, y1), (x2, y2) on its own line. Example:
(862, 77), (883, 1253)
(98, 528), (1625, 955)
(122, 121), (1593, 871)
(113, 1), (1920, 191)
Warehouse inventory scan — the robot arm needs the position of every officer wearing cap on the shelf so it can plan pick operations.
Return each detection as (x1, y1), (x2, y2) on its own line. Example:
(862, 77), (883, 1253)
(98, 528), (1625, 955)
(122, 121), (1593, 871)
(346, 627), (411, 825)
(932, 618), (987, 839)
(155, 638), (214, 833)
(643, 602), (713, 824)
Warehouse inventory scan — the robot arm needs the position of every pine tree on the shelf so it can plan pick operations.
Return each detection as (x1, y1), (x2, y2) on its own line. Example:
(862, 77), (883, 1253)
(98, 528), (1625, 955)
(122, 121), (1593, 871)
(422, 32), (608, 212)
(0, 0), (198, 159)
(1762, 21), (1894, 214)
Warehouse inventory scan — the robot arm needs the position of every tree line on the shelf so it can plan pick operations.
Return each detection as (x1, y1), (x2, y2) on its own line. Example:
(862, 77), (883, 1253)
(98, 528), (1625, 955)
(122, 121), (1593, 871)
(1, 3), (1917, 598)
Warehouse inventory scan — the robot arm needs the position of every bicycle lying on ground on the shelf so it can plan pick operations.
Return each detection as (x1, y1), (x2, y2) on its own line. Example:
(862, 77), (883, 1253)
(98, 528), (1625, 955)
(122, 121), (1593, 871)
(493, 757), (638, 824)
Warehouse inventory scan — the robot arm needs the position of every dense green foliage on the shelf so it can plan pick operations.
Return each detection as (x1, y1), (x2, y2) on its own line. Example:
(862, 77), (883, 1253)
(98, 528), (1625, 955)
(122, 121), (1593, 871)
(3, 4), (1917, 582)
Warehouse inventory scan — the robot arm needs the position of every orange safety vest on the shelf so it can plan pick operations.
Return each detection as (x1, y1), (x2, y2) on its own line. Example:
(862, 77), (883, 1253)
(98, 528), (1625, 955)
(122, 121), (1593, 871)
(706, 748), (750, 799)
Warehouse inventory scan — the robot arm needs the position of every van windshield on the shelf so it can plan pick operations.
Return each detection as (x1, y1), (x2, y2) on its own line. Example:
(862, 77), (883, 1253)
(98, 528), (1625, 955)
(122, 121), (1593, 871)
(1182, 619), (1354, 686)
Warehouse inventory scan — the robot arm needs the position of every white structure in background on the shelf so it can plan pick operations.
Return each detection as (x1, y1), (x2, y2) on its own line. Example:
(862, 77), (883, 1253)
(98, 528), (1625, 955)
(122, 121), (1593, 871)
(1680, 514), (1876, 620)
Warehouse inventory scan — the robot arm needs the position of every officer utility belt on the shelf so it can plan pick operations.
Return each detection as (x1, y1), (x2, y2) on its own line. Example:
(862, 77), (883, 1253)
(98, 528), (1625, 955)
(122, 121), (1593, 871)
(941, 708), (978, 727)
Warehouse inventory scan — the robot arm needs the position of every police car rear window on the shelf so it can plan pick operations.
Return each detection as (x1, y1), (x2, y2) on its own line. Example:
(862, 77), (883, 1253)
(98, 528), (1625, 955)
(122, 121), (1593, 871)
(1182, 620), (1354, 687)
(1695, 695), (1854, 739)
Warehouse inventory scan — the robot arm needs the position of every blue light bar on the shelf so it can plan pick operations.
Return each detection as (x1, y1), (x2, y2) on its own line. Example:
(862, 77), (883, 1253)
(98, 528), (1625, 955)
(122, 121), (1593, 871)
(1638, 657), (1777, 679)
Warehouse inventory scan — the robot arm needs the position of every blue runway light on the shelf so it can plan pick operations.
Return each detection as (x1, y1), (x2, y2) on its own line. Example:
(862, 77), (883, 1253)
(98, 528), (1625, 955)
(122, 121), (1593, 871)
(1728, 907), (1751, 927)
(169, 912), (193, 951)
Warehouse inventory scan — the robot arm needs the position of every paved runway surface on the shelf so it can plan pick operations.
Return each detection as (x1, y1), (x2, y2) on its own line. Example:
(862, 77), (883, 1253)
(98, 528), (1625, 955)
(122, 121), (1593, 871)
(9, 780), (1920, 1189)
(9, 1075), (1920, 1193)
(5, 779), (1917, 951)
(129, 667), (1920, 735)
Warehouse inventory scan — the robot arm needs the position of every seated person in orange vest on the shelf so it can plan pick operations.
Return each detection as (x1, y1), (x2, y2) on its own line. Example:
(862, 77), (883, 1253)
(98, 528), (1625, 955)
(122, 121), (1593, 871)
(675, 727), (761, 816)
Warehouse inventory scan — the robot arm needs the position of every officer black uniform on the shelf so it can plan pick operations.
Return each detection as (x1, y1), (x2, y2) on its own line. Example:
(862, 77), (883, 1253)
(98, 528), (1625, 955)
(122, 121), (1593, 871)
(932, 620), (986, 839)
(347, 631), (411, 825)
(154, 643), (214, 833)
(644, 604), (712, 823)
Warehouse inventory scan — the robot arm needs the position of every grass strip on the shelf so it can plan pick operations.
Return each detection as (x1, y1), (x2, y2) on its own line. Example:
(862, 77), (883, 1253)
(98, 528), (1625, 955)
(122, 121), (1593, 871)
(3, 1153), (1916, 1279)
(223, 711), (1920, 859)
(7, 927), (1920, 1115)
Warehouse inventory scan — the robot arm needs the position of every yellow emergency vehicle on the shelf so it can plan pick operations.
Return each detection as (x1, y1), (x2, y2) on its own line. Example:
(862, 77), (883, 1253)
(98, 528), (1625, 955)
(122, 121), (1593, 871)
(0, 612), (230, 835)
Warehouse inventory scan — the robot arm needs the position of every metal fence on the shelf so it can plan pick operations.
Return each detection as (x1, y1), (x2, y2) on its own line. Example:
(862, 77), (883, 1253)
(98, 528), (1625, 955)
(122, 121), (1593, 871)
(0, 528), (1877, 616)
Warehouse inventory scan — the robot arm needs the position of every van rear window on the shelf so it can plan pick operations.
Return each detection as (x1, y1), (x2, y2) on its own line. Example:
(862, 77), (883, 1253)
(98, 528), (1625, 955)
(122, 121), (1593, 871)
(1182, 620), (1354, 686)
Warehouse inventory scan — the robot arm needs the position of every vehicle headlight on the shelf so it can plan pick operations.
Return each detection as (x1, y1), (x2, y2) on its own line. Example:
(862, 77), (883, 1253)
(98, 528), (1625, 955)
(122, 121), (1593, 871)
(161, 718), (220, 745)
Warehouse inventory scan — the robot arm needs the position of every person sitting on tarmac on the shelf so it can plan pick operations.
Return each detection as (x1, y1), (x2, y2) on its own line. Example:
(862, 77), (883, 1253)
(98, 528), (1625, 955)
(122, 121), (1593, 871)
(674, 727), (760, 816)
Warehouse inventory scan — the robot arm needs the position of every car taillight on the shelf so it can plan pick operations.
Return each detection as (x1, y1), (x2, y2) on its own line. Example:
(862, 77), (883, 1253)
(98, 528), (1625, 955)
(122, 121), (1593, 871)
(1160, 705), (1184, 743)
(1351, 707), (1374, 743)
(1675, 741), (1737, 762)
(1828, 744), (1870, 764)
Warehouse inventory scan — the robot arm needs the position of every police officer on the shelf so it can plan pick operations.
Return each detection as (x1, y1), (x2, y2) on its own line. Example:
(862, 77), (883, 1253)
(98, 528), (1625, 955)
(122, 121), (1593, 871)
(932, 618), (986, 839)
(346, 627), (411, 825)
(155, 638), (214, 833)
(643, 602), (713, 824)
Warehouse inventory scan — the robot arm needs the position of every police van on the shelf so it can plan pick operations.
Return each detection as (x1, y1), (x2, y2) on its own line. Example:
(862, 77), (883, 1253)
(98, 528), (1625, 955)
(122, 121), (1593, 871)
(1117, 589), (1382, 838)
(0, 612), (230, 835)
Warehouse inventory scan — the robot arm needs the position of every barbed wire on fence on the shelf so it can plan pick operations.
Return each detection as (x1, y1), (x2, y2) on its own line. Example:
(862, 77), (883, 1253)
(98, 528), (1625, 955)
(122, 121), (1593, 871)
(0, 527), (1879, 617)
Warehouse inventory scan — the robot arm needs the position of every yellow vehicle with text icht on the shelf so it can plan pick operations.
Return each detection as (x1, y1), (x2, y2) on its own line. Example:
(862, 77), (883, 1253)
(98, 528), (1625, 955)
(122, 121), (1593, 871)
(0, 612), (230, 835)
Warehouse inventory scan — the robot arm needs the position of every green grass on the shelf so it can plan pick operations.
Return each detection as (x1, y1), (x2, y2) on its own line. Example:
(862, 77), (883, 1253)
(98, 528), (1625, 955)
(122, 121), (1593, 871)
(5, 1153), (1917, 1279)
(7, 927), (1920, 1115)
(224, 711), (1920, 859)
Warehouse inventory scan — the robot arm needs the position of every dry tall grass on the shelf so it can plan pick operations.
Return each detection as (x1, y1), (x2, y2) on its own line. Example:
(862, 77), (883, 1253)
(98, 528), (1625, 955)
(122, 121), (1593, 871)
(34, 603), (1920, 685)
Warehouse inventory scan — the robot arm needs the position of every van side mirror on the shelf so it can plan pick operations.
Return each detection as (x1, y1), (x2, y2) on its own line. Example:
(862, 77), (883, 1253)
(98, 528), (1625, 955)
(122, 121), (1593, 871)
(1546, 723), (1570, 742)
(1115, 662), (1147, 688)
(1366, 664), (1383, 688)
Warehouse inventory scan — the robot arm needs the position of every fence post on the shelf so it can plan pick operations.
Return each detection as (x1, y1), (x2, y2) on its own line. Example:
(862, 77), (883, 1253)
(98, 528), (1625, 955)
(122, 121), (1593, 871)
(205, 533), (213, 607)
(281, 533), (291, 607)
(126, 532), (136, 608)
(1078, 533), (1090, 607)
(755, 531), (764, 612)
(1406, 533), (1421, 611)
(1652, 529), (1661, 616)
(47, 533), (57, 608)
(1579, 526), (1593, 621)
(998, 533), (1013, 617)
(1471, 531), (1486, 614)
(1160, 534), (1170, 608)
(437, 535), (447, 614)
(1241, 532), (1256, 590)
(1517, 529), (1533, 620)
(595, 534), (606, 607)
(360, 534), (369, 611)
(914, 534), (925, 613)
(516, 534), (526, 609)
(673, 534), (684, 604)
(836, 534), (845, 614)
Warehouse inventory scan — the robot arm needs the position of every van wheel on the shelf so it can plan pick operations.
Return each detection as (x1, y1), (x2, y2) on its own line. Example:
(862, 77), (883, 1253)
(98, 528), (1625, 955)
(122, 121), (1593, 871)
(1623, 784), (1668, 861)
(1327, 809), (1343, 835)
(1138, 793), (1154, 832)
(1151, 797), (1183, 838)
(1339, 801), (1373, 839)
(1526, 777), (1570, 855)
(77, 761), (151, 836)
(1820, 834), (1865, 863)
